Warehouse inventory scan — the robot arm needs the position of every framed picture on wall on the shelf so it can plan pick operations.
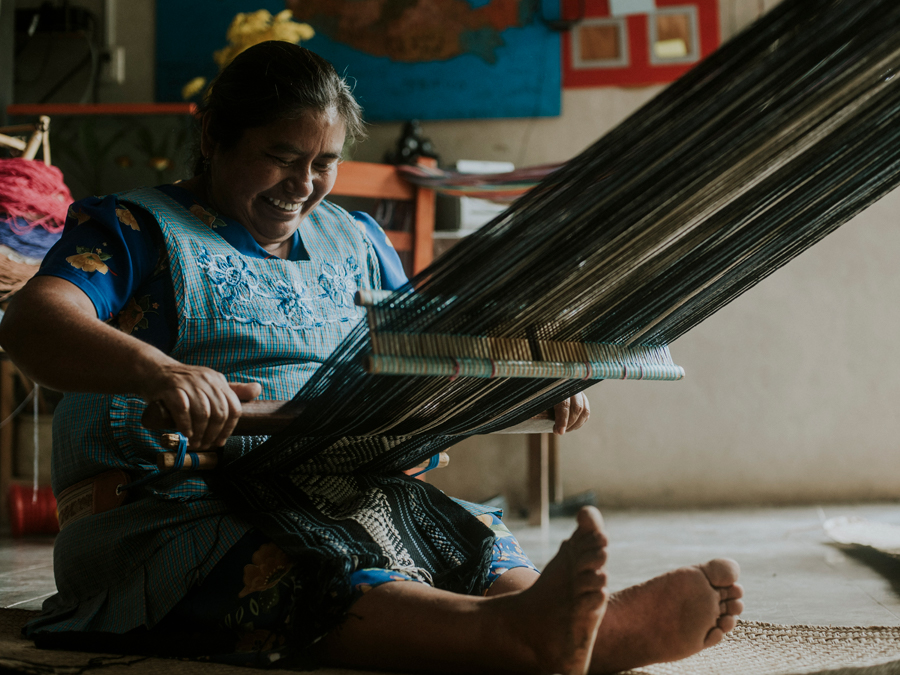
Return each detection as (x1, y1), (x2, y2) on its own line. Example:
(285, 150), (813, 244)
(562, 0), (720, 88)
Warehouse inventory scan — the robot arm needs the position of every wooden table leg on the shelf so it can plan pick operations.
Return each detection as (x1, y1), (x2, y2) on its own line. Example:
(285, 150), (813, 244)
(527, 433), (549, 527)
(548, 432), (562, 505)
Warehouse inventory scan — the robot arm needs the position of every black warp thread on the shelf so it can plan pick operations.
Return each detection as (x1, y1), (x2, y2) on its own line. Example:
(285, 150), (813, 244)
(213, 0), (900, 660)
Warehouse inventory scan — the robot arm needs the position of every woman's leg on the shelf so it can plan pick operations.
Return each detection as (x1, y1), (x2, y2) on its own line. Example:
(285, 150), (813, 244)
(318, 506), (744, 675)
(316, 506), (609, 675)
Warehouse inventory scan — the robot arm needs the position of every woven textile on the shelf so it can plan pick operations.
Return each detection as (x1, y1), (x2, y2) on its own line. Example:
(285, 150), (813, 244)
(225, 0), (900, 490)
(4, 610), (900, 675)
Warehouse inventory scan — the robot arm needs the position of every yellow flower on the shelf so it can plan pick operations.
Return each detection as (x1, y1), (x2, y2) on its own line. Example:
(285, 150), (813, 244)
(181, 76), (207, 101)
(190, 203), (217, 227)
(116, 207), (140, 231)
(116, 296), (144, 335)
(66, 251), (109, 274)
(67, 207), (90, 225)
(213, 9), (314, 70)
(238, 542), (293, 598)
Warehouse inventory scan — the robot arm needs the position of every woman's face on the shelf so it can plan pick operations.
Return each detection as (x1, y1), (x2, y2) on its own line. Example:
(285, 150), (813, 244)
(203, 107), (347, 255)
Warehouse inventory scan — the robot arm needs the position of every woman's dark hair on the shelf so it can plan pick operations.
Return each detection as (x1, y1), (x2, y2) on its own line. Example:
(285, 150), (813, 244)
(191, 41), (365, 175)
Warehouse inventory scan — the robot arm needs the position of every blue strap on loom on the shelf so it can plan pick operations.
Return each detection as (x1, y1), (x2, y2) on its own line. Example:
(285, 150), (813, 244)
(120, 433), (195, 492)
(408, 453), (441, 478)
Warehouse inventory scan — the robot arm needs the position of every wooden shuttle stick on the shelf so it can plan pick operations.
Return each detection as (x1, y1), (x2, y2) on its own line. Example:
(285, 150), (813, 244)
(142, 399), (307, 436)
(157, 436), (453, 473)
(148, 400), (555, 470)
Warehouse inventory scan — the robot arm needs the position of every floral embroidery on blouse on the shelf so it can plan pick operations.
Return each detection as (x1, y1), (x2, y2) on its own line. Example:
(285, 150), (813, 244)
(318, 257), (362, 309)
(66, 246), (111, 274)
(197, 249), (261, 321)
(116, 207), (140, 231)
(190, 203), (227, 229)
(269, 277), (320, 328)
(115, 295), (159, 334)
(197, 247), (361, 329)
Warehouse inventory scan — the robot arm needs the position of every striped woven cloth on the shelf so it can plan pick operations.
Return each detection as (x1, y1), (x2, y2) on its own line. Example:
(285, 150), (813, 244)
(396, 162), (565, 203)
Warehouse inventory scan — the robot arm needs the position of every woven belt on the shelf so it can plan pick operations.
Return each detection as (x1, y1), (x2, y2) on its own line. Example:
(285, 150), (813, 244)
(56, 469), (131, 530)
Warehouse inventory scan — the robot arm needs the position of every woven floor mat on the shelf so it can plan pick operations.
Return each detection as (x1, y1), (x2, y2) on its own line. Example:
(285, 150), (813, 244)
(624, 621), (900, 675)
(3, 609), (900, 675)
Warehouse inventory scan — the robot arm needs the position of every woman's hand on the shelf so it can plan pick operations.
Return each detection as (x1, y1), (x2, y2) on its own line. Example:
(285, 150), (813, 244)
(142, 366), (262, 449)
(0, 275), (261, 450)
(552, 392), (590, 435)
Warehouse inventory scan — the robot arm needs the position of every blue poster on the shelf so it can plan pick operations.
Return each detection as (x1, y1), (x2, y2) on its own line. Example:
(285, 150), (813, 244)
(156, 0), (561, 121)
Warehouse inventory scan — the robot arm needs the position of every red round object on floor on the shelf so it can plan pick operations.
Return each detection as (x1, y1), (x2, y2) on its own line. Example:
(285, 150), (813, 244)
(8, 484), (59, 537)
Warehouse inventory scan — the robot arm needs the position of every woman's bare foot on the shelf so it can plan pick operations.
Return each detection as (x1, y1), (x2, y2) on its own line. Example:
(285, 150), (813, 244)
(504, 506), (610, 675)
(318, 507), (609, 675)
(588, 558), (744, 674)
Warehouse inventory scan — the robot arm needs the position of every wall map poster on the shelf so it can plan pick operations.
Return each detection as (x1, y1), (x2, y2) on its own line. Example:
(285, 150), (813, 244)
(156, 0), (561, 122)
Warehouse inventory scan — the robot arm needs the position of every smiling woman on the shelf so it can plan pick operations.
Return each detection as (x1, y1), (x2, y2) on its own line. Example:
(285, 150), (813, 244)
(186, 109), (347, 259)
(0, 40), (736, 675)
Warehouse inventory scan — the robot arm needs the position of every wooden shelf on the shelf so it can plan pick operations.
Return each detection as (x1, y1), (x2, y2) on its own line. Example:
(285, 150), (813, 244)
(6, 103), (196, 116)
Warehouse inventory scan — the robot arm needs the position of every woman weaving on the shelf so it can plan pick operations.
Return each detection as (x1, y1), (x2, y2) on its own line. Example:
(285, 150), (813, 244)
(0, 42), (743, 674)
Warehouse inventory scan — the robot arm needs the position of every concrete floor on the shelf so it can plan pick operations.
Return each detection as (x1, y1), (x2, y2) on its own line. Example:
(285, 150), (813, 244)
(3, 503), (900, 627)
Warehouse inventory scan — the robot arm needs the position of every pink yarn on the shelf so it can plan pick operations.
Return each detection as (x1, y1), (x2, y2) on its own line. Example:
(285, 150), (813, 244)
(0, 158), (73, 233)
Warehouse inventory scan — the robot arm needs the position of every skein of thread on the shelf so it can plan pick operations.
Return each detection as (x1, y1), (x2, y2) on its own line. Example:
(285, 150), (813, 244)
(0, 158), (72, 233)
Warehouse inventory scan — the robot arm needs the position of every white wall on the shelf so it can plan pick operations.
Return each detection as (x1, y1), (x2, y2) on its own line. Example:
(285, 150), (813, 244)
(50, 0), (900, 509)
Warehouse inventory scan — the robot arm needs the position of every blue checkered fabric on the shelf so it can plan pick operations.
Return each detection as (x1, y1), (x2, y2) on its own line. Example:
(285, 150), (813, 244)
(26, 187), (379, 637)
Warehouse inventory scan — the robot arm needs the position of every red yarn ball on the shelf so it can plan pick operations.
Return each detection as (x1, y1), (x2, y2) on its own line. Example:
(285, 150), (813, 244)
(0, 158), (73, 233)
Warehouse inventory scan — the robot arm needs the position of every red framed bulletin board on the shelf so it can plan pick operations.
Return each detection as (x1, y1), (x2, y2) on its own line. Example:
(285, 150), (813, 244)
(562, 0), (720, 88)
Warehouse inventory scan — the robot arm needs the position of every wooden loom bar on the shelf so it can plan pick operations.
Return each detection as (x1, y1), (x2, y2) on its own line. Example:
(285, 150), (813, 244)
(143, 400), (554, 435)
(364, 354), (685, 380)
(142, 399), (304, 437)
(157, 435), (451, 472)
(147, 401), (556, 469)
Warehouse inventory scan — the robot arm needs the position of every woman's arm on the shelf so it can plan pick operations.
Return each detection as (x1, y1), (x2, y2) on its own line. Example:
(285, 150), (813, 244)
(0, 275), (260, 449)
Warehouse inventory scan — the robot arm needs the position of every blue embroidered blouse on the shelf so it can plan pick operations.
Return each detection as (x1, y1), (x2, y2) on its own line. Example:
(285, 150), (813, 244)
(35, 183), (408, 351)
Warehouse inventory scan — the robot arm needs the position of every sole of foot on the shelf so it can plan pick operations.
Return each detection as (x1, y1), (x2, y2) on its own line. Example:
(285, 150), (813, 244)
(589, 558), (743, 674)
